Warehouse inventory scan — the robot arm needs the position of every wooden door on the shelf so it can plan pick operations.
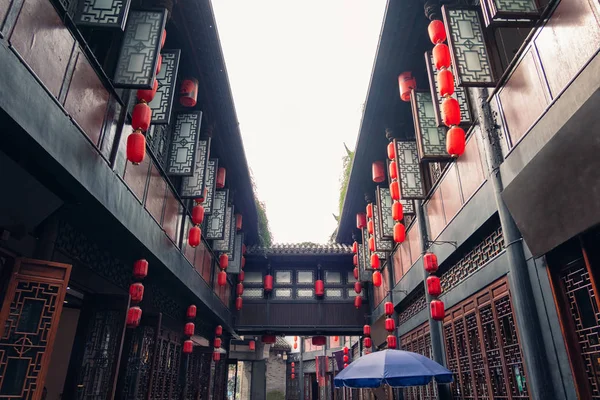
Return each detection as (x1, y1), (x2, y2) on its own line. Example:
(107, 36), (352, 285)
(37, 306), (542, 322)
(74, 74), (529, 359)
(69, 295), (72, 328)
(0, 257), (72, 400)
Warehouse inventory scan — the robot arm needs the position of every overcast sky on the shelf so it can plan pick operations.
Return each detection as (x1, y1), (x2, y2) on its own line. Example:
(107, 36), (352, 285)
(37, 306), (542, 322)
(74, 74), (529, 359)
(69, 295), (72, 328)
(212, 1), (387, 244)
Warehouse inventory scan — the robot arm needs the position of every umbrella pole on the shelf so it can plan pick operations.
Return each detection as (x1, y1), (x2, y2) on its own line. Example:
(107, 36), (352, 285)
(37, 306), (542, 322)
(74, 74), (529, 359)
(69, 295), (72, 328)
(299, 337), (304, 400)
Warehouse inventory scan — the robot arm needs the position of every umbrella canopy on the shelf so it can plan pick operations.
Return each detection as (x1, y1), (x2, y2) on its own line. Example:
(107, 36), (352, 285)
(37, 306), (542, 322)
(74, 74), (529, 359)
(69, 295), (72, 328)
(333, 349), (453, 388)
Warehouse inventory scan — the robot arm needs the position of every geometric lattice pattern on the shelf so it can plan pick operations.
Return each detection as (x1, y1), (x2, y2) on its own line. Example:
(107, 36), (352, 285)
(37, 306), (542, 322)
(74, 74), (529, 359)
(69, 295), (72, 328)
(120, 325), (156, 400)
(443, 7), (495, 86)
(411, 91), (451, 161)
(373, 205), (393, 252)
(213, 205), (234, 253)
(167, 112), (203, 176)
(205, 190), (228, 240)
(228, 233), (244, 273)
(401, 323), (438, 400)
(149, 49), (181, 124)
(481, 0), (538, 26)
(359, 228), (372, 282)
(201, 159), (218, 215)
(398, 288), (427, 325)
(74, 0), (131, 30)
(146, 124), (171, 168)
(150, 328), (182, 400)
(377, 187), (394, 239)
(180, 139), (210, 198)
(113, 10), (166, 88)
(394, 140), (426, 199)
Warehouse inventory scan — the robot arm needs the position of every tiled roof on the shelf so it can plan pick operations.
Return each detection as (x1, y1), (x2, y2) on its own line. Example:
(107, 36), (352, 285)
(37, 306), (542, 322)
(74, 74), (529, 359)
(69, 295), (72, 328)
(271, 337), (292, 351)
(247, 243), (353, 256)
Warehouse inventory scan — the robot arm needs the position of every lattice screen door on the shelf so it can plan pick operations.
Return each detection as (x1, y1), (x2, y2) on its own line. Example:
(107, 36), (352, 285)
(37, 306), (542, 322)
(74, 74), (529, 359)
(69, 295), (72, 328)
(0, 258), (72, 400)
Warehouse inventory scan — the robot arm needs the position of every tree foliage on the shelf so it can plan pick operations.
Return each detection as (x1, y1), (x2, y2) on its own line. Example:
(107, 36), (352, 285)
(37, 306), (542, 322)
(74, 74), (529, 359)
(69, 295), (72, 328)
(251, 172), (273, 247)
(330, 143), (355, 242)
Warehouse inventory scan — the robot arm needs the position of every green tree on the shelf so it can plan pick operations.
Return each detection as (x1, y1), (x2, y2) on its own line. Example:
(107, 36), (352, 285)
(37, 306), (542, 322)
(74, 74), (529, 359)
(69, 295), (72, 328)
(251, 173), (273, 247)
(330, 143), (354, 242)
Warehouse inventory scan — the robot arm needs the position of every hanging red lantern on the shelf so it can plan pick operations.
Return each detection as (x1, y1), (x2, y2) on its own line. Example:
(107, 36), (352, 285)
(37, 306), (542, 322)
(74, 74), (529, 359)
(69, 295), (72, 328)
(216, 167), (226, 189)
(387, 141), (396, 160)
(387, 335), (398, 349)
(213, 351), (221, 361)
(368, 237), (375, 252)
(180, 78), (199, 107)
(241, 257), (246, 269)
(155, 54), (162, 74)
(368, 220), (374, 235)
(137, 79), (159, 103)
(236, 283), (244, 296)
(372, 161), (385, 183)
(363, 325), (371, 336)
(343, 363), (348, 369)
(353, 267), (359, 280)
(353, 254), (358, 267)
(126, 306), (142, 328)
(423, 252), (439, 273)
(390, 180), (401, 201)
(398, 71), (417, 102)
(366, 203), (373, 218)
(428, 20), (447, 44)
(385, 301), (394, 316)
(315, 279), (324, 297)
(235, 214), (243, 231)
(262, 335), (276, 344)
(352, 241), (358, 253)
(392, 202), (403, 222)
(183, 339), (193, 354)
(371, 254), (380, 269)
(441, 97), (461, 127)
(343, 346), (349, 355)
(236, 296), (243, 311)
(372, 271), (382, 287)
(354, 281), (362, 294)
(447, 126), (466, 157)
(426, 276), (442, 297)
(291, 367), (295, 373)
(219, 253), (229, 270)
(394, 223), (406, 244)
(238, 271), (245, 282)
(188, 226), (201, 248)
(291, 373), (295, 379)
(184, 322), (195, 336)
(364, 337), (372, 348)
(437, 69), (455, 98)
(132, 102), (152, 132)
(218, 271), (227, 287)
(129, 283), (144, 303)
(249, 340), (256, 351)
(214, 337), (222, 348)
(192, 205), (205, 226)
(385, 318), (396, 332)
(432, 43), (451, 70)
(356, 213), (367, 229)
(127, 130), (146, 165)
(161, 29), (167, 48)
(133, 259), (149, 280)
(343, 355), (349, 363)
(264, 274), (273, 292)
(389, 160), (398, 180)
(354, 295), (363, 309)
(215, 325), (223, 336)
(187, 305), (197, 319)
(294, 342), (298, 349)
(430, 300), (445, 321)
(312, 336), (326, 346)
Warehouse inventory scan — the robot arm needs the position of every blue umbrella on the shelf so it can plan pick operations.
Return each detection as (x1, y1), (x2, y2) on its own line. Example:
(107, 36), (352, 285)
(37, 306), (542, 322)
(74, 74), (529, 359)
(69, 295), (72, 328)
(333, 349), (453, 388)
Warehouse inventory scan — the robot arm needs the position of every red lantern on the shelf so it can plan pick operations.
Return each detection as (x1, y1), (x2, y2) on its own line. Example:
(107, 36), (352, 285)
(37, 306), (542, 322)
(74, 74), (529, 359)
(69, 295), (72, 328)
(392, 202), (403, 222)
(394, 223), (406, 244)
(137, 79), (159, 103)
(215, 325), (223, 336)
(129, 283), (144, 303)
(433, 43), (451, 70)
(127, 130), (146, 164)
(291, 367), (295, 373)
(373, 271), (382, 287)
(343, 346), (349, 355)
(218, 271), (227, 287)
(132, 102), (152, 132)
(180, 78), (198, 107)
(264, 274), (273, 292)
(236, 283), (244, 296)
(430, 300), (445, 321)
(161, 29), (167, 48)
(354, 295), (363, 309)
(354, 281), (362, 294)
(423, 252), (439, 273)
(315, 279), (324, 297)
(187, 305), (197, 319)
(389, 160), (398, 180)
(371, 254), (380, 269)
(294, 343), (298, 349)
(188, 226), (201, 248)
(262, 335), (276, 344)
(353, 268), (359, 280)
(385, 317), (396, 332)
(238, 271), (245, 282)
(366, 203), (373, 218)
(219, 253), (229, 270)
(447, 126), (466, 157)
(213, 351), (221, 361)
(372, 161), (385, 183)
(363, 325), (371, 336)
(155, 54), (162, 74)
(385, 301), (394, 316)
(368, 220), (374, 235)
(368, 237), (375, 252)
(291, 373), (295, 379)
(343, 363), (348, 369)
(364, 337), (372, 348)
(133, 259), (149, 280)
(216, 167), (226, 189)
(291, 362), (295, 367)
(343, 355), (349, 363)
(428, 20), (446, 44)
(183, 339), (193, 354)
(398, 71), (417, 102)
(353, 254), (358, 267)
(241, 257), (246, 269)
(356, 213), (367, 229)
(387, 142), (396, 160)
(437, 69), (455, 97)
(352, 241), (358, 253)
(249, 340), (255, 351)
(236, 296), (243, 310)
(312, 336), (326, 346)
(214, 337), (222, 348)
(387, 335), (397, 349)
(235, 214), (243, 231)
(390, 180), (401, 201)
(426, 276), (442, 297)
(441, 97), (461, 127)
(192, 205), (205, 225)
(126, 306), (142, 328)
(184, 322), (195, 336)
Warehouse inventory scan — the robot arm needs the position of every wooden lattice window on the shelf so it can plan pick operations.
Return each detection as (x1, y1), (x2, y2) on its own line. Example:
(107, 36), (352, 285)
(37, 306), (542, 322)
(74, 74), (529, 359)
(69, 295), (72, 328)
(401, 323), (438, 400)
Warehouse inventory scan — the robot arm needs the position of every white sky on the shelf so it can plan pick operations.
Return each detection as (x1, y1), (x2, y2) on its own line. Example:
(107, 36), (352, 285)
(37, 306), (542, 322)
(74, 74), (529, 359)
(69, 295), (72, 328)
(212, 1), (387, 243)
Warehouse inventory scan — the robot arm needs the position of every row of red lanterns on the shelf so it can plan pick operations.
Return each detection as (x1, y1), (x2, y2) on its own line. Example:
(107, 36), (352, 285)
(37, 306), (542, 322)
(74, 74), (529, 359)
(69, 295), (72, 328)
(290, 360), (296, 379)
(343, 345), (350, 368)
(183, 304), (196, 355)
(365, 205), (384, 288)
(351, 245), (363, 308)
(384, 301), (397, 349)
(213, 325), (223, 361)
(126, 259), (149, 329)
(424, 253), (445, 321)
(293, 335), (298, 350)
(363, 325), (372, 354)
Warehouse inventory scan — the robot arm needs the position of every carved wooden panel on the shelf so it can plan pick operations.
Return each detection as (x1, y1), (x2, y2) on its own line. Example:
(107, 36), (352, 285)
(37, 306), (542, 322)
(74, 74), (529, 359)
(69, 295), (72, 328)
(201, 159), (218, 215)
(205, 190), (228, 240)
(480, 0), (538, 27)
(358, 229), (371, 282)
(167, 112), (203, 176)
(149, 49), (180, 125)
(394, 140), (426, 199)
(411, 90), (451, 162)
(180, 138), (211, 198)
(228, 233), (244, 274)
(74, 0), (131, 30)
(150, 327), (182, 399)
(373, 205), (393, 252)
(376, 187), (394, 239)
(213, 206), (234, 253)
(401, 323), (437, 400)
